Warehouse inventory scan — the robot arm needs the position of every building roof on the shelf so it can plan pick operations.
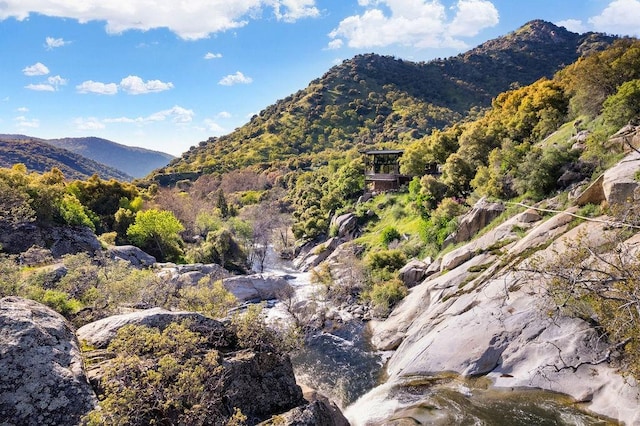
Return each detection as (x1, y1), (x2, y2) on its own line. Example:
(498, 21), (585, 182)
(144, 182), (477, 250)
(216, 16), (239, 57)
(362, 149), (404, 155)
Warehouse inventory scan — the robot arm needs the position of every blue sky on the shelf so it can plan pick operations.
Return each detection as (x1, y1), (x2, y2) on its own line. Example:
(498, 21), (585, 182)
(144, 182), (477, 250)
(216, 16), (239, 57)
(1, 0), (639, 156)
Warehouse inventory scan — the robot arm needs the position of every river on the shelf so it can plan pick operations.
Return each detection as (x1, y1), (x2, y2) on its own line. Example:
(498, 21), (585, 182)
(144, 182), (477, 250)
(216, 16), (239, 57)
(259, 247), (617, 425)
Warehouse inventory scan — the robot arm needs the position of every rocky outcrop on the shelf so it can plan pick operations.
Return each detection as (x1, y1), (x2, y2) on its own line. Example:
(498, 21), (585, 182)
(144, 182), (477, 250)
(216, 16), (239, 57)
(330, 213), (359, 240)
(78, 307), (318, 425)
(0, 223), (101, 258)
(107, 245), (156, 267)
(262, 393), (350, 426)
(602, 151), (640, 205)
(397, 259), (429, 288)
(155, 262), (230, 288)
(294, 237), (342, 272)
(224, 351), (305, 423)
(0, 297), (97, 425)
(576, 151), (640, 206)
(76, 307), (232, 349)
(444, 198), (505, 246)
(362, 212), (640, 425)
(222, 273), (291, 302)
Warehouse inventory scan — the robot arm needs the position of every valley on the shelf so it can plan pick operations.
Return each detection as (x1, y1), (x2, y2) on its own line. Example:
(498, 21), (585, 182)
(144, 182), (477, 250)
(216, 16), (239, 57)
(2, 20), (640, 426)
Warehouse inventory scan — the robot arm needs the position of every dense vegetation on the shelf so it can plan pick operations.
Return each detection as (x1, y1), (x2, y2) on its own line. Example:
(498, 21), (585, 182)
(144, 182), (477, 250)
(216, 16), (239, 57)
(161, 20), (614, 176)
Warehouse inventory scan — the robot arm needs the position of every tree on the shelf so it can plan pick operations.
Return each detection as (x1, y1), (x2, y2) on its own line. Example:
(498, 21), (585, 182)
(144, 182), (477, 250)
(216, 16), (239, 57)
(127, 209), (185, 262)
(603, 79), (640, 130)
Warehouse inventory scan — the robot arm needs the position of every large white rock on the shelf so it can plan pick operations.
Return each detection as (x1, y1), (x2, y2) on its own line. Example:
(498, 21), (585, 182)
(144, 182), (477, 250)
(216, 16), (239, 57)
(366, 215), (640, 425)
(222, 273), (291, 302)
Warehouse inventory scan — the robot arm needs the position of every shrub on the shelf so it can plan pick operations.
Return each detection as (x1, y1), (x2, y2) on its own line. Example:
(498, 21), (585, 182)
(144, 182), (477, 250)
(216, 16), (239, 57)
(178, 278), (238, 319)
(380, 226), (401, 248)
(83, 321), (235, 425)
(366, 249), (407, 272)
(368, 279), (407, 316)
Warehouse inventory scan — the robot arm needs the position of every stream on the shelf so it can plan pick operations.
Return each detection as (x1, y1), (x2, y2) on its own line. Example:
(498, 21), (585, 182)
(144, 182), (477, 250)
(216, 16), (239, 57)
(259, 248), (617, 425)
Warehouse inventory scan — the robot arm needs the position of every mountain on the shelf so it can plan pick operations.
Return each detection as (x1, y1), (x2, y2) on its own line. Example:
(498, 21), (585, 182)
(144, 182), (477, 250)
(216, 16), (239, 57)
(45, 136), (174, 179)
(161, 20), (616, 176)
(0, 136), (132, 181)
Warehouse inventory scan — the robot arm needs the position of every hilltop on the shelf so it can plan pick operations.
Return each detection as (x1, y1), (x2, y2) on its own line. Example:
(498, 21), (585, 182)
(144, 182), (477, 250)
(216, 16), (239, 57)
(160, 20), (616, 176)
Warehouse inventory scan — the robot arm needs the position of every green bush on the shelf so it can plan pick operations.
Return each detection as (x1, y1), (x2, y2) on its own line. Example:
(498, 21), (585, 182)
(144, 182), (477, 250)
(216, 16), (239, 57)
(127, 209), (185, 263)
(366, 249), (407, 272)
(368, 279), (407, 316)
(178, 278), (238, 319)
(83, 321), (236, 425)
(380, 226), (401, 248)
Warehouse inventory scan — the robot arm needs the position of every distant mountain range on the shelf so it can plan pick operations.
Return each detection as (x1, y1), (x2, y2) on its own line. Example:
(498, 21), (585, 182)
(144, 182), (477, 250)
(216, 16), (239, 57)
(0, 136), (132, 181)
(160, 20), (616, 176)
(0, 134), (174, 180)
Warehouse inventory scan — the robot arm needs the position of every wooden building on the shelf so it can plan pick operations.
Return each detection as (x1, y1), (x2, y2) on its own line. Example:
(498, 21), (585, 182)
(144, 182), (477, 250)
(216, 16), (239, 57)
(363, 149), (412, 192)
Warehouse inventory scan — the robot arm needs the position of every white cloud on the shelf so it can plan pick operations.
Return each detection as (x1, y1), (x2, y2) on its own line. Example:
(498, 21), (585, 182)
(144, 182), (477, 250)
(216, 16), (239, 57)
(75, 117), (106, 130)
(555, 19), (587, 34)
(45, 36), (70, 49)
(327, 39), (343, 50)
(25, 84), (55, 92)
(448, 0), (499, 37)
(273, 0), (320, 22)
(17, 107), (28, 112)
(104, 105), (194, 125)
(120, 75), (174, 95)
(22, 62), (49, 76)
(204, 52), (223, 59)
(328, 0), (498, 49)
(76, 80), (119, 95)
(0, 1), (320, 40)
(24, 75), (67, 92)
(216, 111), (232, 119)
(589, 0), (640, 36)
(219, 71), (253, 86)
(48, 75), (67, 87)
(14, 116), (40, 128)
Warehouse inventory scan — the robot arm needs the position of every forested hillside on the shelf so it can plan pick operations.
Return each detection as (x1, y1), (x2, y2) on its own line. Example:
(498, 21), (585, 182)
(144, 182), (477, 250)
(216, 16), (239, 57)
(0, 136), (132, 181)
(161, 20), (615, 175)
(1, 134), (174, 179)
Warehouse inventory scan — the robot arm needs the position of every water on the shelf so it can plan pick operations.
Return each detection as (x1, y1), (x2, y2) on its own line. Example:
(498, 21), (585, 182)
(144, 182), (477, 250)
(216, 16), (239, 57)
(344, 377), (617, 425)
(260, 247), (618, 425)
(291, 321), (389, 407)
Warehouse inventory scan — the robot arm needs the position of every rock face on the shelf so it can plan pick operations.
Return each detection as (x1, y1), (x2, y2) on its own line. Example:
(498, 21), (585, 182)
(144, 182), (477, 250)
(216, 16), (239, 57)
(76, 307), (232, 349)
(362, 212), (640, 425)
(222, 273), (291, 302)
(0, 297), (97, 425)
(224, 351), (306, 422)
(330, 212), (359, 240)
(0, 223), (101, 258)
(444, 198), (505, 246)
(107, 245), (156, 267)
